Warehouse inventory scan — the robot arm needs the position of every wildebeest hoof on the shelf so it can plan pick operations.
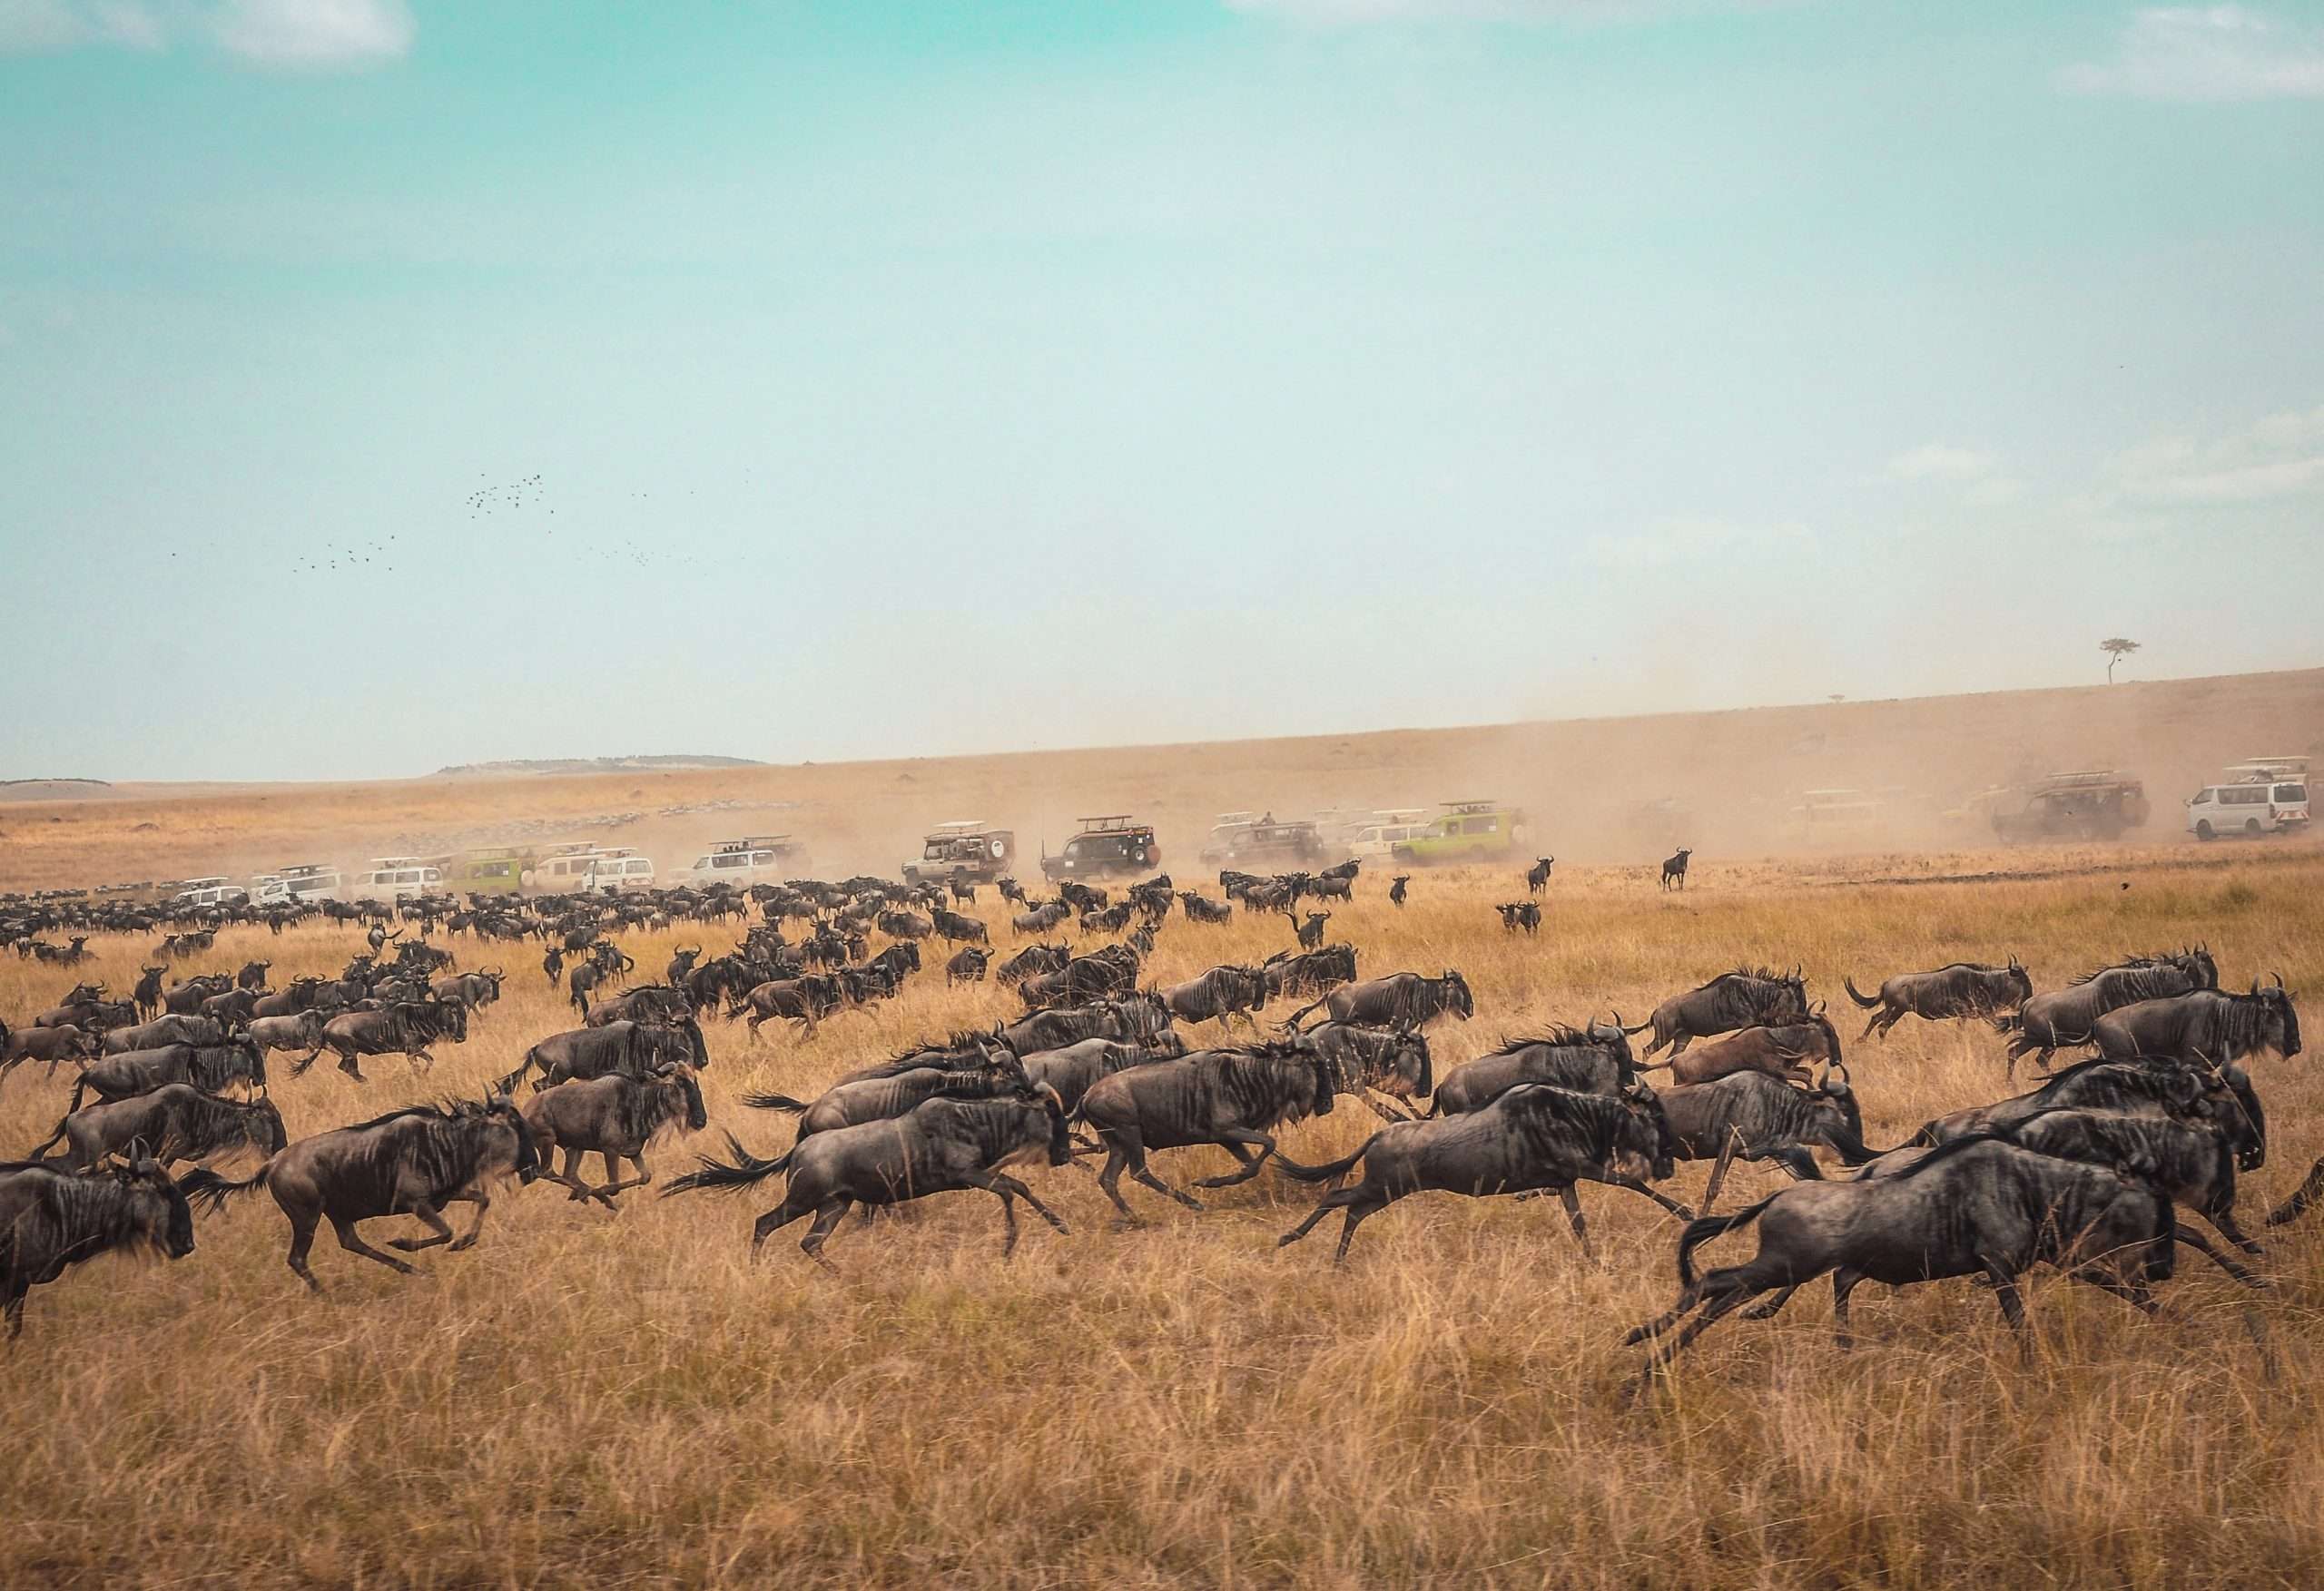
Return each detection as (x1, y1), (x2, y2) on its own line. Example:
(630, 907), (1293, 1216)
(1108, 1217), (1147, 1232)
(448, 1236), (477, 1252)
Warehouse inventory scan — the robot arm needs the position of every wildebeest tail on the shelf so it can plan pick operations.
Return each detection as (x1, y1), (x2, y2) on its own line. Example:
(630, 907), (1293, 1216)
(1272, 1134), (1381, 1183)
(1280, 997), (1324, 1033)
(494, 1051), (537, 1095)
(25, 1108), (74, 1160)
(663, 1132), (793, 1194)
(740, 1091), (809, 1113)
(1676, 1194), (1778, 1287)
(1843, 977), (1882, 1009)
(180, 1162), (273, 1214)
(1620, 1017), (1653, 1036)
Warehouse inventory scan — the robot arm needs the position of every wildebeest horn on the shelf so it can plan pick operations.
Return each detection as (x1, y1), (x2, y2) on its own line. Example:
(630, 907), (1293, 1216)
(2273, 972), (2285, 989)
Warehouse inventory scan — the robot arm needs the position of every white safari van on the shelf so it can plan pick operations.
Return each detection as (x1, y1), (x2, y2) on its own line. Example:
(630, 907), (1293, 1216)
(358, 859), (445, 900)
(2187, 758), (2309, 840)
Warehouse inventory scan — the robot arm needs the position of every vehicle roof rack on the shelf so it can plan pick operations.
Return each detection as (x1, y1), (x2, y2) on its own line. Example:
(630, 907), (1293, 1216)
(1077, 815), (1137, 831)
(714, 835), (793, 852)
(931, 820), (989, 833)
(1440, 800), (1500, 814)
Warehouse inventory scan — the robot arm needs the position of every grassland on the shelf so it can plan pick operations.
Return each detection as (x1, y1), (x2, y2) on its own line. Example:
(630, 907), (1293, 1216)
(2, 838), (2320, 1588)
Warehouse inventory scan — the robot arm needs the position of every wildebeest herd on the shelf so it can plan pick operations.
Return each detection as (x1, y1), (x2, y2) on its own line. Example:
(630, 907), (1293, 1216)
(0, 859), (2310, 1392)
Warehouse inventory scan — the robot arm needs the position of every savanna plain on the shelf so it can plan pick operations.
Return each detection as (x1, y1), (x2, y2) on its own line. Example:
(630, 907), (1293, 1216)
(2, 833), (2321, 1588)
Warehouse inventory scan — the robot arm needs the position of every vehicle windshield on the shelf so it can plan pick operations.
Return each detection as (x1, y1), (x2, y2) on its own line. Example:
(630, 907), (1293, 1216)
(2279, 784), (2308, 802)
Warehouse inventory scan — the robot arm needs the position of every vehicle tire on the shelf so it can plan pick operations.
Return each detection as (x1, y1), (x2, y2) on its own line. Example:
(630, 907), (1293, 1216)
(2246, 819), (2262, 836)
(2194, 820), (2213, 840)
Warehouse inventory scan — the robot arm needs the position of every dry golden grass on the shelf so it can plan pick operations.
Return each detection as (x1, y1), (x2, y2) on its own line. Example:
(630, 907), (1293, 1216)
(3, 842), (2321, 1587)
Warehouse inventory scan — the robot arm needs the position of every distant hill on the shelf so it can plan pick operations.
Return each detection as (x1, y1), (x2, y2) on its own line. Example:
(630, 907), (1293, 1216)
(0, 778), (114, 802)
(430, 755), (766, 778)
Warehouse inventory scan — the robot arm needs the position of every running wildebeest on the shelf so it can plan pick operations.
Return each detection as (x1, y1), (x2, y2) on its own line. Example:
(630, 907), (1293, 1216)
(1284, 969), (1472, 1033)
(1912, 1055), (2265, 1173)
(244, 1009), (328, 1073)
(42, 1041), (267, 1125)
(1293, 1023), (1433, 1121)
(0, 1023), (99, 1086)
(1077, 1043), (1337, 1223)
(996, 942), (1072, 987)
(1275, 1083), (1676, 1262)
(1626, 967), (1808, 1059)
(1623, 1136), (2253, 1371)
(733, 975), (843, 1039)
(300, 1000), (468, 1083)
(1659, 1067), (1875, 1212)
(1388, 875), (1409, 908)
(741, 1058), (1030, 1164)
(1640, 1011), (1843, 1088)
(1263, 944), (1358, 1003)
(496, 1020), (704, 1094)
(1844, 958), (2034, 1040)
(1427, 1024), (1642, 1117)
(523, 1066), (707, 1206)
(429, 968), (506, 1012)
(1525, 857), (1555, 895)
(36, 1084), (287, 1173)
(1998, 953), (2211, 1075)
(665, 1088), (1073, 1264)
(1017, 1036), (1187, 1116)
(996, 994), (1172, 1056)
(0, 1156), (194, 1336)
(1659, 848), (1692, 890)
(1156, 965), (1270, 1029)
(946, 947), (992, 986)
(2092, 982), (2300, 1071)
(182, 1098), (540, 1290)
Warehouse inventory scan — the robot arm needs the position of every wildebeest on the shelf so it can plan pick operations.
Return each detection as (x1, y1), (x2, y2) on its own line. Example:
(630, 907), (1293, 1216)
(1525, 856), (1555, 895)
(1388, 875), (1409, 908)
(732, 975), (843, 1039)
(1289, 910), (1331, 950)
(1428, 1024), (1641, 1117)
(877, 908), (933, 940)
(1494, 902), (1541, 937)
(1077, 1043), (1337, 1223)
(1659, 848), (1692, 890)
(1017, 1036), (1187, 1116)
(996, 942), (1072, 987)
(42, 1041), (268, 1124)
(300, 1000), (468, 1083)
(742, 1059), (1029, 1164)
(1640, 1013), (1842, 1088)
(0, 1023), (99, 1086)
(132, 965), (167, 1018)
(243, 1009), (328, 1072)
(1913, 1055), (2265, 1173)
(1012, 902), (1072, 938)
(665, 1089), (1073, 1263)
(184, 1099), (540, 1288)
(429, 968), (506, 1012)
(2092, 983), (2300, 1071)
(1155, 965), (1270, 1029)
(996, 994), (1172, 1056)
(1285, 969), (1472, 1033)
(235, 958), (272, 992)
(665, 945), (704, 987)
(1659, 1068), (1875, 1211)
(1624, 1137), (2252, 1370)
(1017, 945), (1142, 1007)
(946, 947), (992, 986)
(1844, 959), (2033, 1039)
(523, 1066), (707, 1205)
(1626, 967), (1808, 1059)
(1262, 944), (1358, 1003)
(1293, 1023), (1433, 1121)
(1999, 954), (2211, 1075)
(585, 984), (695, 1029)
(931, 907), (989, 946)
(496, 1021), (704, 1094)
(36, 1084), (287, 1173)
(2003, 1107), (2264, 1254)
(0, 1156), (194, 1335)
(1177, 892), (1233, 926)
(1275, 1083), (1674, 1262)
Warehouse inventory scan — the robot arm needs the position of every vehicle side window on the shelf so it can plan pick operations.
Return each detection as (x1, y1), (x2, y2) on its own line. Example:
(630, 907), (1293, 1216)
(2277, 784), (2306, 801)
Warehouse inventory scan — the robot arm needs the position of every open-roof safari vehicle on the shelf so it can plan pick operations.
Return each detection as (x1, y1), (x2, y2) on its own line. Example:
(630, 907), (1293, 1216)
(1392, 800), (1530, 866)
(902, 820), (1017, 886)
(2187, 756), (2309, 840)
(675, 836), (805, 888)
(1197, 811), (1327, 869)
(1990, 771), (2150, 842)
(1039, 815), (1159, 882)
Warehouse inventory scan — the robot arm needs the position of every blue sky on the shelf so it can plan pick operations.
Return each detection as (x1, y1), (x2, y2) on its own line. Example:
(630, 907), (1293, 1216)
(3, 0), (2319, 781)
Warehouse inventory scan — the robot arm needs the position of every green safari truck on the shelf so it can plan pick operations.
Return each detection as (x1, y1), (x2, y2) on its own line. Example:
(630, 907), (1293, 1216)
(1393, 801), (1530, 866)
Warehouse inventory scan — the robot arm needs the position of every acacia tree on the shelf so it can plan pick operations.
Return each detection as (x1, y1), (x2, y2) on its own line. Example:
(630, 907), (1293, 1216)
(2101, 637), (2141, 683)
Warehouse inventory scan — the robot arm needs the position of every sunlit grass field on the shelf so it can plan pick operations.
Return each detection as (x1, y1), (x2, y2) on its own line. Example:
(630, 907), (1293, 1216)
(2, 843), (2319, 1587)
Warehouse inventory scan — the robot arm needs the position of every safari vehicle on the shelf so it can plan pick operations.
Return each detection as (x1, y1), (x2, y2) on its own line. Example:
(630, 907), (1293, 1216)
(1197, 812), (1326, 869)
(1345, 809), (1433, 864)
(1990, 771), (2150, 842)
(677, 836), (807, 889)
(252, 863), (343, 905)
(1039, 815), (1160, 882)
(2188, 757), (2309, 840)
(169, 876), (247, 909)
(1391, 801), (1530, 867)
(1793, 788), (1882, 845)
(438, 849), (535, 895)
(523, 846), (624, 892)
(901, 821), (1016, 887)
(584, 850), (657, 893)
(357, 858), (447, 901)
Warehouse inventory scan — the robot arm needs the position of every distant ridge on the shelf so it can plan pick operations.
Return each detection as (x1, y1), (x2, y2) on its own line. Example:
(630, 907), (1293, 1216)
(431, 755), (766, 778)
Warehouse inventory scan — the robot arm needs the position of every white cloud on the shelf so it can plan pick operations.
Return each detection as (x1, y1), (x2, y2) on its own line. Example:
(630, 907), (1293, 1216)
(2059, 6), (2324, 102)
(2095, 403), (2324, 506)
(0, 0), (409, 67)
(1887, 443), (1998, 482)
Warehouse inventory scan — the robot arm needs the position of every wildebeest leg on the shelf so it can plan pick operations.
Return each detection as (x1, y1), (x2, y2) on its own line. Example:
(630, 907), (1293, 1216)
(2171, 1226), (2266, 1287)
(441, 1188), (493, 1251)
(2, 1279), (30, 1339)
(388, 1199), (457, 1252)
(797, 1198), (852, 1270)
(547, 1148), (594, 1203)
(1121, 1137), (1204, 1212)
(745, 1011), (765, 1043)
(1555, 1185), (1595, 1257)
(1640, 1271), (1770, 1371)
(1363, 1091), (1420, 1124)
(973, 1172), (1069, 1251)
(338, 1052), (368, 1084)
(1606, 1177), (1693, 1222)
(600, 1152), (652, 1199)
(1699, 1134), (1739, 1214)
(330, 1215), (417, 1275)
(2265, 1156), (2324, 1226)
(1194, 1132), (1277, 1188)
(1741, 1282), (1804, 1321)
(749, 1197), (811, 1252)
(1095, 1145), (1144, 1224)
(1830, 1268), (1867, 1350)
(1857, 1011), (1884, 1042)
(2200, 1200), (2264, 1257)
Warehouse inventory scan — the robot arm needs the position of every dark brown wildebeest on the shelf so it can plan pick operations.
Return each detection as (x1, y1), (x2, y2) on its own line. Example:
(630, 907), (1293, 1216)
(1623, 1136), (2255, 1372)
(1177, 893), (1233, 926)
(1285, 969), (1471, 1033)
(429, 968), (505, 1012)
(667, 1087), (1073, 1263)
(0, 1157), (194, 1336)
(1626, 967), (1808, 1059)
(523, 1066), (707, 1205)
(946, 947), (992, 986)
(132, 965), (168, 1018)
(1426, 1024), (1641, 1117)
(1844, 959), (2033, 1039)
(1077, 1043), (1338, 1223)
(1998, 954), (2211, 1075)
(995, 994), (1173, 1056)
(34, 997), (135, 1035)
(1525, 857), (1555, 895)
(1260, 944), (1357, 1003)
(1, 1023), (99, 1086)
(1288, 910), (1331, 951)
(1495, 902), (1541, 937)
(732, 975), (843, 1039)
(1018, 1036), (1186, 1116)
(199, 987), (266, 1032)
(1913, 1054), (2266, 1173)
(1388, 875), (1409, 908)
(741, 1062), (1029, 1163)
(182, 1099), (539, 1288)
(1275, 1083), (1675, 1262)
(931, 907), (989, 946)
(1640, 1012), (1843, 1088)
(2004, 1107), (2264, 1255)
(300, 1000), (468, 1083)
(244, 1009), (328, 1073)
(235, 959), (272, 992)
(1012, 902), (1072, 938)
(495, 1020), (703, 1093)
(1659, 848), (1692, 891)
(42, 1041), (268, 1125)
(665, 946), (704, 987)
(1156, 966), (1270, 1030)
(877, 908), (933, 941)
(2093, 983), (2300, 1071)
(103, 1014), (229, 1055)
(1659, 1067), (1875, 1211)
(1292, 1023), (1433, 1122)
(37, 1084), (287, 1173)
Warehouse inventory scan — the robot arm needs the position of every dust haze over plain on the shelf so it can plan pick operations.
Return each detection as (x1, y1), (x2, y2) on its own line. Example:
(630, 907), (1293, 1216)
(2, 4), (2320, 784)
